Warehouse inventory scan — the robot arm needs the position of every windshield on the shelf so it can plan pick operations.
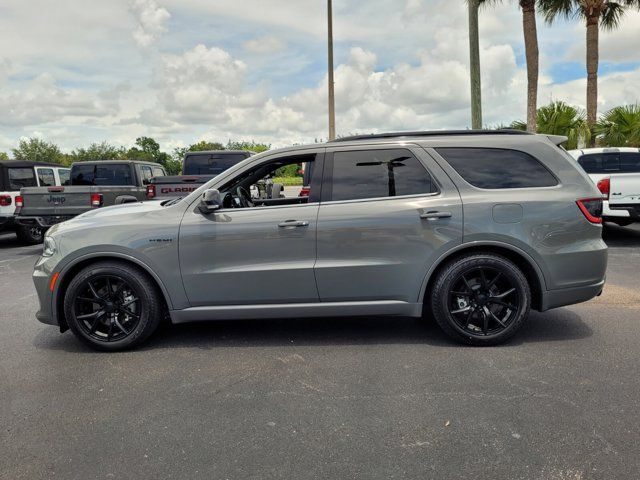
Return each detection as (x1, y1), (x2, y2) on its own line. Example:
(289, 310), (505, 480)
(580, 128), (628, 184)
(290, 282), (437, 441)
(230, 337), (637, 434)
(183, 153), (248, 175)
(71, 164), (135, 186)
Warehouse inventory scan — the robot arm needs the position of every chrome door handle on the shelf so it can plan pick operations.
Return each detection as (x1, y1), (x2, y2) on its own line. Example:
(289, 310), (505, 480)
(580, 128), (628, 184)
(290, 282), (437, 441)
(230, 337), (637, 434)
(420, 211), (452, 220)
(278, 220), (309, 228)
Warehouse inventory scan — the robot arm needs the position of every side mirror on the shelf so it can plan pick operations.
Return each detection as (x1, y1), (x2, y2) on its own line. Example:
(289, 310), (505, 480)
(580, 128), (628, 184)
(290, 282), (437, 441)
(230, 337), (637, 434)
(198, 188), (223, 214)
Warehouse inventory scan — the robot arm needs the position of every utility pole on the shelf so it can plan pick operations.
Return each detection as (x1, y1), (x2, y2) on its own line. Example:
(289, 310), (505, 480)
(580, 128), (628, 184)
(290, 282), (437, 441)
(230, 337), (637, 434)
(327, 0), (336, 140)
(468, 0), (483, 129)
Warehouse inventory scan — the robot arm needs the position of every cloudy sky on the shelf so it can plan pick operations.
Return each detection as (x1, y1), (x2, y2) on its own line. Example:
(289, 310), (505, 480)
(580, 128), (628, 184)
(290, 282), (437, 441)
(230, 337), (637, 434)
(0, 0), (639, 154)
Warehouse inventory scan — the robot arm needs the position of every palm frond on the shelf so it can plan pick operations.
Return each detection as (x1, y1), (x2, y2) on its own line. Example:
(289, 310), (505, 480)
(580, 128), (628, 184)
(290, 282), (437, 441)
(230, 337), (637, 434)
(600, 2), (626, 29)
(538, 0), (576, 23)
(595, 105), (640, 147)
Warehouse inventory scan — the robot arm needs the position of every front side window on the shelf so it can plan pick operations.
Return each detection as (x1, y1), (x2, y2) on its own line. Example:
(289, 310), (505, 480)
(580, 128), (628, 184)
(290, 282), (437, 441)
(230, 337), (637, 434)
(437, 148), (558, 189)
(327, 149), (436, 202)
(71, 164), (134, 186)
(37, 168), (55, 186)
(8, 168), (37, 190)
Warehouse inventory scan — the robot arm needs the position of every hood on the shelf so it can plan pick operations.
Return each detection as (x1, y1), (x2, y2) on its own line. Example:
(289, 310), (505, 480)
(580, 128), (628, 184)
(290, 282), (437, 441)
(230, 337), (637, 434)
(76, 199), (166, 220)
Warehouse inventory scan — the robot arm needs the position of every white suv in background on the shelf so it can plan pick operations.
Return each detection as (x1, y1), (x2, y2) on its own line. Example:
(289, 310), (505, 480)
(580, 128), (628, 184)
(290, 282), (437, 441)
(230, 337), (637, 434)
(569, 148), (640, 227)
(0, 161), (70, 244)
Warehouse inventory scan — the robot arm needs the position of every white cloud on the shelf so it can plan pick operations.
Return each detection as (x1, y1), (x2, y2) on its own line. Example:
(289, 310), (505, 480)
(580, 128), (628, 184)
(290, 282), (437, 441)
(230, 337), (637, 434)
(130, 0), (171, 48)
(243, 36), (286, 54)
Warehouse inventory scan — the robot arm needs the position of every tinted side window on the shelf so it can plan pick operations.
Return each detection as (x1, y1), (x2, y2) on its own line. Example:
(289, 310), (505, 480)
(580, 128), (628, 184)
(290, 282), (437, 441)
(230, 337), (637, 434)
(152, 166), (166, 177)
(8, 168), (37, 190)
(436, 148), (558, 189)
(37, 168), (55, 186)
(620, 153), (640, 173)
(328, 149), (436, 202)
(141, 165), (153, 184)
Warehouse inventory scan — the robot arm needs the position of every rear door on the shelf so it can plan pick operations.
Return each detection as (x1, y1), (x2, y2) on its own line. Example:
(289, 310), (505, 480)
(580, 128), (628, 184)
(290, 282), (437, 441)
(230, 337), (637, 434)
(314, 145), (463, 304)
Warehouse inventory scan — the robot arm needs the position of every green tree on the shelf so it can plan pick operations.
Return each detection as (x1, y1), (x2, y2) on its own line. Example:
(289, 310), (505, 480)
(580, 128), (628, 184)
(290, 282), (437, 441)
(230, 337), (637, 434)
(482, 0), (540, 132)
(12, 138), (64, 164)
(70, 142), (125, 162)
(0, 151), (9, 161)
(226, 140), (271, 153)
(511, 101), (591, 149)
(539, 0), (640, 144)
(595, 104), (640, 147)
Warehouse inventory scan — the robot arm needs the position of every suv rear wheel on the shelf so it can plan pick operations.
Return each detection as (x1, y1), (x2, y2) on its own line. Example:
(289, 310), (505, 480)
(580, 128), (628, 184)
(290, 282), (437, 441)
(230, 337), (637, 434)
(430, 253), (531, 346)
(63, 261), (162, 351)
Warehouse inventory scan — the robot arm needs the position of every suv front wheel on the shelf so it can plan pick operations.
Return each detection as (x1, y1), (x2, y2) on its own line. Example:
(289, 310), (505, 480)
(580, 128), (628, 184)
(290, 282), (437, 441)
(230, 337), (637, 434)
(63, 261), (163, 351)
(430, 253), (531, 346)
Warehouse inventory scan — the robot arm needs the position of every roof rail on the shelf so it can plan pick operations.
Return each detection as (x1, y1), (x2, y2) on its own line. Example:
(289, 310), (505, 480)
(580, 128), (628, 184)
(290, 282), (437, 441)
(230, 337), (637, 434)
(328, 129), (532, 143)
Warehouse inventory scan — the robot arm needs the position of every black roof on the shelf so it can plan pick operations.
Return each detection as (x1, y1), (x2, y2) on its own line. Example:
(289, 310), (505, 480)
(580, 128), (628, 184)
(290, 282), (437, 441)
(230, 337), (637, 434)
(328, 129), (532, 143)
(0, 160), (65, 169)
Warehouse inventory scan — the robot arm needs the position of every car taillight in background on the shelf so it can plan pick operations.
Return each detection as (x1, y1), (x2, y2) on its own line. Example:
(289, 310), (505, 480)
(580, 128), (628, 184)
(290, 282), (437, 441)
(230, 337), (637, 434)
(146, 184), (156, 199)
(299, 186), (311, 197)
(15, 195), (24, 208)
(596, 178), (610, 199)
(90, 193), (103, 207)
(576, 198), (603, 224)
(0, 195), (11, 207)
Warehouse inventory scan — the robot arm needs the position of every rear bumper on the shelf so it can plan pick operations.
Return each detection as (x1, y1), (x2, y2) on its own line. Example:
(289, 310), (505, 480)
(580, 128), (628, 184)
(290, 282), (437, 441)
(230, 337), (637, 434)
(540, 278), (605, 311)
(607, 203), (640, 220)
(0, 215), (16, 230)
(16, 215), (75, 228)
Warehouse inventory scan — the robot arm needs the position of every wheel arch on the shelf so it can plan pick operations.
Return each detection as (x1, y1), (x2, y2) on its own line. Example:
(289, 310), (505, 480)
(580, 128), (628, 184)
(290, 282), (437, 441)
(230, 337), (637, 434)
(54, 253), (173, 332)
(420, 242), (547, 313)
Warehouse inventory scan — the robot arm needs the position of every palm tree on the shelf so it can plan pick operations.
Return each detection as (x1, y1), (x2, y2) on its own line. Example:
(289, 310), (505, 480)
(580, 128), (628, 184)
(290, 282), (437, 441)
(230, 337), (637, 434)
(511, 100), (591, 149)
(539, 0), (640, 145)
(481, 0), (540, 133)
(596, 104), (640, 147)
(468, 0), (483, 129)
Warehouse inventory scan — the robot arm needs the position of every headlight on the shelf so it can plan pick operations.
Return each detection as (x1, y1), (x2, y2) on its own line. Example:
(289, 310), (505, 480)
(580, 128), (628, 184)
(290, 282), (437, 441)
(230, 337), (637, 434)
(42, 236), (57, 257)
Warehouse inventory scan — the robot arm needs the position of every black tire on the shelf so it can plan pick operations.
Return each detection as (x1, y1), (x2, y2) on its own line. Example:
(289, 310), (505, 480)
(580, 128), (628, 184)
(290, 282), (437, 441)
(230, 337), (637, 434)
(16, 225), (44, 245)
(63, 261), (162, 351)
(430, 253), (531, 346)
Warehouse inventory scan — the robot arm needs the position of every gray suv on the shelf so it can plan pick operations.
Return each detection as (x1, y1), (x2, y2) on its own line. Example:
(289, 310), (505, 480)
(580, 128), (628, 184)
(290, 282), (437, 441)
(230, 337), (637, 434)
(33, 131), (607, 351)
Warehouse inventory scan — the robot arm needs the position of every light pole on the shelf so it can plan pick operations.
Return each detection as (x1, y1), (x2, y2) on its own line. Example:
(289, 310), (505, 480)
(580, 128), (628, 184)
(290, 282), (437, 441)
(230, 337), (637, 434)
(327, 0), (336, 140)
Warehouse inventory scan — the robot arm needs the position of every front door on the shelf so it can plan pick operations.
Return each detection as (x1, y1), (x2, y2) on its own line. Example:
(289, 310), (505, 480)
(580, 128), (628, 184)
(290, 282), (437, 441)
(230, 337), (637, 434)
(315, 145), (463, 304)
(179, 151), (323, 307)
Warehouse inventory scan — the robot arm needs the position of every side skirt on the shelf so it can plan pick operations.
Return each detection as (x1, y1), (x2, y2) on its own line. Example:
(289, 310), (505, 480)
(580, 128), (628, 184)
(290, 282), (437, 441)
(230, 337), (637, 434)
(170, 301), (423, 324)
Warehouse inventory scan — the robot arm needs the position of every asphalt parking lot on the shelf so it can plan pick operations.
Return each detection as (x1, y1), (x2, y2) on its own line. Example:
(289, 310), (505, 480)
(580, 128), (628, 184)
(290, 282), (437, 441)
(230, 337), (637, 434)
(2, 225), (640, 480)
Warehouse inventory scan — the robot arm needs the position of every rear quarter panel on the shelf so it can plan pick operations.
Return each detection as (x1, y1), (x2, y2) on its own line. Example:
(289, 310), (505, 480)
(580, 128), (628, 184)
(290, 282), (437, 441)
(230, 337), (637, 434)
(423, 136), (607, 291)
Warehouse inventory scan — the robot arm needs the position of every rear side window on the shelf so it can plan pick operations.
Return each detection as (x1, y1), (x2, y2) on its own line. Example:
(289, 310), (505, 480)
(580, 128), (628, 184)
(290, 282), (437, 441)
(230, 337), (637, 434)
(71, 164), (135, 186)
(183, 153), (248, 175)
(140, 165), (153, 184)
(436, 148), (558, 189)
(8, 168), (37, 190)
(37, 168), (55, 186)
(152, 166), (166, 177)
(327, 149), (437, 202)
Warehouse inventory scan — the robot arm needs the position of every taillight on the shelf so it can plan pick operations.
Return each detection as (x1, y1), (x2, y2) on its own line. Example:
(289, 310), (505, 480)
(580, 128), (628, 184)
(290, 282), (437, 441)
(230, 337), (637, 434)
(0, 195), (11, 207)
(15, 195), (23, 208)
(299, 186), (311, 197)
(596, 178), (610, 199)
(90, 193), (103, 207)
(576, 198), (603, 224)
(146, 184), (156, 199)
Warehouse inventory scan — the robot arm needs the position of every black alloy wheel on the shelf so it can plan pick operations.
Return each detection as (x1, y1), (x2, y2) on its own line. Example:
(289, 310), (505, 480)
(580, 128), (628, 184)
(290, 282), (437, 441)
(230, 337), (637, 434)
(430, 253), (531, 346)
(64, 261), (162, 351)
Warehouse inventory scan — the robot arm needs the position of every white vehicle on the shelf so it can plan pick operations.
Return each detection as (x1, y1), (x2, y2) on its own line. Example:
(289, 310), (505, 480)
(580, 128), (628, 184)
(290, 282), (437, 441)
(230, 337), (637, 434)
(0, 161), (70, 244)
(568, 148), (640, 226)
